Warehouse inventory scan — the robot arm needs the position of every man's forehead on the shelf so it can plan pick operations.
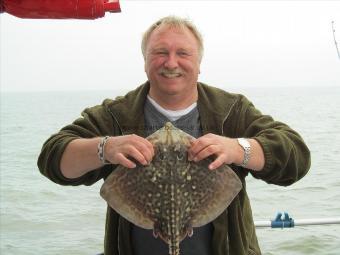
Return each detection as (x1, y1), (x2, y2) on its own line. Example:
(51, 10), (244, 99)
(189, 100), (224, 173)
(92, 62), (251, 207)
(148, 25), (198, 50)
(150, 24), (196, 41)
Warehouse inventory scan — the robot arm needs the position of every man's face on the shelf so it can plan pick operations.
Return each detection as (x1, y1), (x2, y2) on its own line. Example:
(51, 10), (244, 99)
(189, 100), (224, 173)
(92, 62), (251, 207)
(144, 24), (201, 98)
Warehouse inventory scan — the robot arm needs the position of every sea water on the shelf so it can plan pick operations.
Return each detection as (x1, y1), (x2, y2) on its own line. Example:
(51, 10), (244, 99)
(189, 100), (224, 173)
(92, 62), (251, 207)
(1, 86), (339, 255)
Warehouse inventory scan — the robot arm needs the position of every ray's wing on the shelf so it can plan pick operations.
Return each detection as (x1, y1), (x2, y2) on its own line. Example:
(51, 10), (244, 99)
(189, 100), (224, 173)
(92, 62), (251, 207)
(100, 164), (158, 229)
(100, 122), (242, 231)
(186, 159), (242, 227)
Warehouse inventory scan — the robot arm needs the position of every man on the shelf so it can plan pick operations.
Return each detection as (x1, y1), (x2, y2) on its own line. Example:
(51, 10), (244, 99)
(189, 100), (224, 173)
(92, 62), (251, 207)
(38, 16), (311, 255)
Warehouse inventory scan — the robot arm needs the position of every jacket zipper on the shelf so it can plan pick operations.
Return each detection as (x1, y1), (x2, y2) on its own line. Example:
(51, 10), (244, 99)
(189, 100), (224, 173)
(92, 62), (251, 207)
(221, 100), (238, 136)
(108, 108), (124, 136)
(107, 107), (123, 255)
(225, 232), (230, 255)
(220, 101), (237, 255)
(117, 218), (121, 255)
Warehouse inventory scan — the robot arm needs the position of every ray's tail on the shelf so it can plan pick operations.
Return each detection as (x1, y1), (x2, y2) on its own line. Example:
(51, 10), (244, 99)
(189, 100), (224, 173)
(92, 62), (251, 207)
(169, 242), (180, 255)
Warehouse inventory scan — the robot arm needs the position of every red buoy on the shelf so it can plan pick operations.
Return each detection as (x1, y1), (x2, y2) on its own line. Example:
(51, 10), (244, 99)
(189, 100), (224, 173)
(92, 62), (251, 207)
(0, 0), (121, 19)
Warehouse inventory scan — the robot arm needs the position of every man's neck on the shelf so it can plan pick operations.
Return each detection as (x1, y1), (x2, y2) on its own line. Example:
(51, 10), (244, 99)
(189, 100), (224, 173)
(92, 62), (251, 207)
(148, 89), (198, 111)
(146, 95), (197, 121)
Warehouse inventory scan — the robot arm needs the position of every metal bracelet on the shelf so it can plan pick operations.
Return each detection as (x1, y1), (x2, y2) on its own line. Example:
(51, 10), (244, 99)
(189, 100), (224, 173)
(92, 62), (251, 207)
(97, 136), (111, 165)
(237, 138), (251, 168)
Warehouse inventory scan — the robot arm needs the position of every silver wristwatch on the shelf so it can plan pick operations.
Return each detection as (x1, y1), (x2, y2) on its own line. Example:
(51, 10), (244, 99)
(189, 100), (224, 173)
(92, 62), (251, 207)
(237, 138), (251, 168)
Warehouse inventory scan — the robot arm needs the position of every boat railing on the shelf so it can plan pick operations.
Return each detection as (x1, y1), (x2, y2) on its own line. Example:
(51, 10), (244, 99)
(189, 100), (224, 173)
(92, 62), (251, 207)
(255, 212), (340, 228)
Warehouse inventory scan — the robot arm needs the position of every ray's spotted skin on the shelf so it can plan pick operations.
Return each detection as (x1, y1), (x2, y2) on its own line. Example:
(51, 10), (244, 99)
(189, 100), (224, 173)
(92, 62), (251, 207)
(100, 122), (242, 255)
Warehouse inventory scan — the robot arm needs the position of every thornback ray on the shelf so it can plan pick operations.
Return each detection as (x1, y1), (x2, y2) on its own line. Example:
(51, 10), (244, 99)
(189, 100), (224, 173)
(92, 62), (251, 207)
(100, 122), (242, 255)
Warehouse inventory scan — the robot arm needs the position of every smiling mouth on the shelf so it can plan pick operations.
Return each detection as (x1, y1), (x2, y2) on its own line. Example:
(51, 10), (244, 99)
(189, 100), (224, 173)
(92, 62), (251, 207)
(159, 68), (183, 78)
(161, 73), (182, 78)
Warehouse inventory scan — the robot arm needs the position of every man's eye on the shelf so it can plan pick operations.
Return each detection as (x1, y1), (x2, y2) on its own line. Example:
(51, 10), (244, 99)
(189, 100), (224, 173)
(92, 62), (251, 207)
(178, 51), (190, 56)
(155, 51), (168, 55)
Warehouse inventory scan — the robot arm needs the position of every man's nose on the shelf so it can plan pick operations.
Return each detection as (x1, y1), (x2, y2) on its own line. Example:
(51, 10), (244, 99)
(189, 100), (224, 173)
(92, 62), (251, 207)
(163, 53), (179, 69)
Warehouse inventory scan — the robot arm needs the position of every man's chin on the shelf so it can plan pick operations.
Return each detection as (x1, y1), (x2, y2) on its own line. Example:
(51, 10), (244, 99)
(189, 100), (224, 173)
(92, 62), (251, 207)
(162, 84), (185, 95)
(149, 79), (189, 96)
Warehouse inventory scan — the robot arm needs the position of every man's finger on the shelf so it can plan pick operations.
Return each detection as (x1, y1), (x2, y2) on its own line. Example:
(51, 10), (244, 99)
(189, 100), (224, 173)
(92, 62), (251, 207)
(125, 146), (148, 166)
(128, 135), (155, 162)
(208, 155), (225, 170)
(188, 137), (210, 160)
(192, 144), (217, 162)
(134, 141), (155, 163)
(115, 153), (136, 168)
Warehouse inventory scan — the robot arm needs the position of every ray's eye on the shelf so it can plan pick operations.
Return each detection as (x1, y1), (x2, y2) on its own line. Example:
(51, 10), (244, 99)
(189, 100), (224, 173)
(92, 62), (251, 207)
(159, 152), (166, 160)
(177, 151), (185, 161)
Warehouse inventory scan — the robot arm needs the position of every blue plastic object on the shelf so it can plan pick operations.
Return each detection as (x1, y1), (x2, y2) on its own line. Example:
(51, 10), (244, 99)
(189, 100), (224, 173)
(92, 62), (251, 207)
(271, 212), (295, 228)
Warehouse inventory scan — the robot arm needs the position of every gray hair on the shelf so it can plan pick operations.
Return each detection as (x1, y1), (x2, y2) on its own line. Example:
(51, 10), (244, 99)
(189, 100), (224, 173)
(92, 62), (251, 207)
(141, 16), (204, 62)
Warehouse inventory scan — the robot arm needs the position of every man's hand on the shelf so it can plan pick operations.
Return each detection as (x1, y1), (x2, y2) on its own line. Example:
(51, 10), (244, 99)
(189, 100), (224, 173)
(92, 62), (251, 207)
(60, 134), (155, 179)
(188, 133), (240, 170)
(188, 134), (265, 171)
(105, 134), (155, 168)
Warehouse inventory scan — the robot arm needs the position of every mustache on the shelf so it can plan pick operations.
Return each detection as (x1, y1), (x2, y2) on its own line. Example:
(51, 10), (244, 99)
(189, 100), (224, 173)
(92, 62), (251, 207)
(158, 68), (183, 75)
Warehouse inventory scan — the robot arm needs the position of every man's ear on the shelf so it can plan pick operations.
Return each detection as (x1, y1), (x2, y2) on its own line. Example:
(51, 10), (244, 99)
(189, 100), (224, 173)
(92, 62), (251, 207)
(144, 59), (147, 73)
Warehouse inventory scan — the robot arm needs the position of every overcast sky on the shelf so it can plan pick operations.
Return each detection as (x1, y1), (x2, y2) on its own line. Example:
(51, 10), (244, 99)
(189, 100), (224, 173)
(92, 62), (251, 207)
(1, 1), (339, 92)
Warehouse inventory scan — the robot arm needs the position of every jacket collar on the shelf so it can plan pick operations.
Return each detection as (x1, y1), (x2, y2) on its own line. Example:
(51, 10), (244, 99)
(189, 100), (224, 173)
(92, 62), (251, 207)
(197, 82), (238, 136)
(107, 82), (150, 137)
(108, 81), (238, 137)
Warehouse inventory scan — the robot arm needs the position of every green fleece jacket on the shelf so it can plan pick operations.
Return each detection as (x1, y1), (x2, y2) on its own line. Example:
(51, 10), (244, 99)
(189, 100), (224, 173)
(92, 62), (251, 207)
(38, 82), (311, 255)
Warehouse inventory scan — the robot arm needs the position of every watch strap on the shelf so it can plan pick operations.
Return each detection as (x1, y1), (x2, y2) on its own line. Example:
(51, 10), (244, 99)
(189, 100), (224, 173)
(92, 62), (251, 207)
(237, 138), (251, 168)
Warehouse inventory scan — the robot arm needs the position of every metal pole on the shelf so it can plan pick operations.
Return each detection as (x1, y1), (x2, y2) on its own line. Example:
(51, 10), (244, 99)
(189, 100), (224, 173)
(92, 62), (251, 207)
(255, 218), (340, 228)
(255, 220), (273, 228)
(294, 218), (340, 226)
(255, 212), (340, 229)
(332, 21), (340, 59)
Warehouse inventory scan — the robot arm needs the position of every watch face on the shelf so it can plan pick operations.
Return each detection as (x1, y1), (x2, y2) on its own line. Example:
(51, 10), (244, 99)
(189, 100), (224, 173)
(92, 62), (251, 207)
(238, 138), (250, 148)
